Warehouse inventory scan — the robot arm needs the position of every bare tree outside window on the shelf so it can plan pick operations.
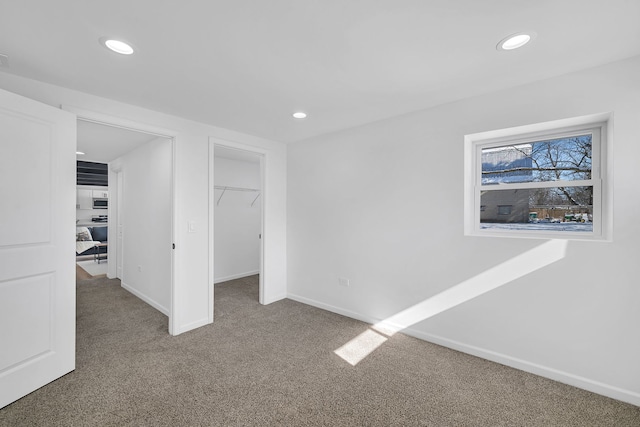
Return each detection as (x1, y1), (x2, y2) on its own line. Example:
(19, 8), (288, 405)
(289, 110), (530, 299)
(480, 135), (593, 231)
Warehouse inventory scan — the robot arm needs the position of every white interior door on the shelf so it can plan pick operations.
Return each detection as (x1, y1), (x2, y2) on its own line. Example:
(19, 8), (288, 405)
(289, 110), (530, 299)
(0, 88), (76, 408)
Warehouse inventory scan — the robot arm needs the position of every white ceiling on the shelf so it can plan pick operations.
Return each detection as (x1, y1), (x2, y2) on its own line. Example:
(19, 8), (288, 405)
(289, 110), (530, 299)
(77, 120), (160, 163)
(1, 1), (639, 144)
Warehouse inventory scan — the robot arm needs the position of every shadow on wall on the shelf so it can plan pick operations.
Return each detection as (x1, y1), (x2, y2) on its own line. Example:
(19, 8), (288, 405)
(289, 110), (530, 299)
(334, 239), (569, 366)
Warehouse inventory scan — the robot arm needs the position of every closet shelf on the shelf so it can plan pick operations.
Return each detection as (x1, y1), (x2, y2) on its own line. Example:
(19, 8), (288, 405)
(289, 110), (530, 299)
(214, 185), (259, 192)
(214, 185), (261, 206)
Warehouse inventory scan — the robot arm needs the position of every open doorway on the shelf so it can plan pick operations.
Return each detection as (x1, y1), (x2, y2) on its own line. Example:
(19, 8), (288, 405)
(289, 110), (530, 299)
(75, 117), (175, 332)
(212, 145), (264, 307)
(75, 158), (109, 279)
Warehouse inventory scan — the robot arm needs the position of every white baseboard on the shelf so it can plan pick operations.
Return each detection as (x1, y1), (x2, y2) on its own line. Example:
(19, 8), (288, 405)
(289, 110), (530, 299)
(286, 292), (640, 407)
(287, 293), (377, 324)
(263, 292), (287, 305)
(121, 281), (169, 316)
(173, 317), (211, 336)
(214, 270), (259, 284)
(404, 329), (640, 407)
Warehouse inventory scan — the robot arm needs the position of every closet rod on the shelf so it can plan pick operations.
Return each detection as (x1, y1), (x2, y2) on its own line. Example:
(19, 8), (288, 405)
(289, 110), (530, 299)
(214, 185), (260, 192)
(215, 185), (261, 206)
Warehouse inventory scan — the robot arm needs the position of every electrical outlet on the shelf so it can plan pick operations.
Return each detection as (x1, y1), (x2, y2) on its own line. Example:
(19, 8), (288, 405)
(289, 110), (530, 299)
(338, 277), (350, 287)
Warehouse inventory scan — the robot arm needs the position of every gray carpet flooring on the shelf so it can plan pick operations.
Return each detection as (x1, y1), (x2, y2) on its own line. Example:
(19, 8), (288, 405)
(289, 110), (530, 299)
(1, 275), (638, 426)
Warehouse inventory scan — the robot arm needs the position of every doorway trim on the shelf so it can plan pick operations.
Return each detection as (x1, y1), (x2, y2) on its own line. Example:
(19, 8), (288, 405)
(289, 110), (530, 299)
(209, 138), (267, 319)
(63, 105), (179, 335)
(108, 166), (125, 281)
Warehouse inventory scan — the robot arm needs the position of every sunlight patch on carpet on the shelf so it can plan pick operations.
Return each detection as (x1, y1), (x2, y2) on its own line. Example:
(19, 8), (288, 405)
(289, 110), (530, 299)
(334, 329), (387, 366)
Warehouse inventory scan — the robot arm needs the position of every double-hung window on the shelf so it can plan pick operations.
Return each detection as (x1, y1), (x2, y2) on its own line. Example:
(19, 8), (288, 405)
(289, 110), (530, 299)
(464, 114), (611, 240)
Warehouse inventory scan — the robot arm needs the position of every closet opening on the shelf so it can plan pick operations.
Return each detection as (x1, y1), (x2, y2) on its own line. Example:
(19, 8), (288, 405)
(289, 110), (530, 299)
(212, 145), (264, 308)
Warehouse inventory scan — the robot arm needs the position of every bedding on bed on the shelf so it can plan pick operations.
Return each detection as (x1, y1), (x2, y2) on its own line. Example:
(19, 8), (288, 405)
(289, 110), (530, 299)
(76, 240), (99, 254)
(76, 226), (101, 254)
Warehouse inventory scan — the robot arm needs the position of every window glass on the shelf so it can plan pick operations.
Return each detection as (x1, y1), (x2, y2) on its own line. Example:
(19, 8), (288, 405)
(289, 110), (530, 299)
(480, 187), (593, 232)
(497, 205), (512, 215)
(481, 135), (592, 185)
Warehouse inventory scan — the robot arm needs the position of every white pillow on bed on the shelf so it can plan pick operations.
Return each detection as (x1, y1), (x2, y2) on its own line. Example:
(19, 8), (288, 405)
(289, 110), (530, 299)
(76, 227), (93, 241)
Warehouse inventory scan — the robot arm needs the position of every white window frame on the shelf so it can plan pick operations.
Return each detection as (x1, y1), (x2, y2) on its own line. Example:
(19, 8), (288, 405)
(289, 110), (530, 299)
(464, 113), (613, 241)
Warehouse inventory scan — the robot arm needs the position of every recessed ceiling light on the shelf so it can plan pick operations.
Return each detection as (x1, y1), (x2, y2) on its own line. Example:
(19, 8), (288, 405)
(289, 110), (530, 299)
(293, 112), (307, 119)
(99, 37), (135, 55)
(497, 32), (536, 51)
(76, 151), (85, 155)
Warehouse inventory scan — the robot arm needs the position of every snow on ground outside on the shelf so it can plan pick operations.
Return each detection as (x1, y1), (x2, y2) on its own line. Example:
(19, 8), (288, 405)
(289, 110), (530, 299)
(480, 222), (593, 232)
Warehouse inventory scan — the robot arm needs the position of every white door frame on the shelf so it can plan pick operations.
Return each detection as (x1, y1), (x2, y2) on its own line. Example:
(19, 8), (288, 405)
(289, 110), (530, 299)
(65, 106), (178, 335)
(108, 166), (124, 280)
(209, 138), (267, 317)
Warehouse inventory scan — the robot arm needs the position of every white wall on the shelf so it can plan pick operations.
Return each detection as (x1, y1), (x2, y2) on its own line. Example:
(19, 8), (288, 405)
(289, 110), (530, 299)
(0, 72), (287, 335)
(287, 55), (640, 405)
(114, 138), (172, 314)
(214, 157), (261, 282)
